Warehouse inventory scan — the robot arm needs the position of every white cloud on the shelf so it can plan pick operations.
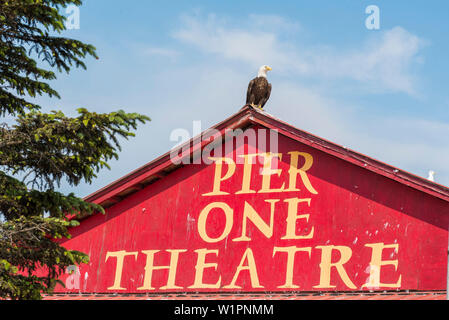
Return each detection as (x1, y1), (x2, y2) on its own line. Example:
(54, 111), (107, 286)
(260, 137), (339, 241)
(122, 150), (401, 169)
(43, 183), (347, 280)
(247, 14), (301, 33)
(173, 13), (425, 95)
(311, 27), (425, 95)
(143, 47), (180, 60)
(173, 13), (289, 70)
(271, 84), (449, 185)
(91, 64), (449, 192)
(58, 12), (448, 197)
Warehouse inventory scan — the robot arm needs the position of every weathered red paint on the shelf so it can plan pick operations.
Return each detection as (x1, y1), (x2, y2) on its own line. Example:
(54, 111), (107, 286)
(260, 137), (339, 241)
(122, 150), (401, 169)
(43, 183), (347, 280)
(54, 107), (449, 295)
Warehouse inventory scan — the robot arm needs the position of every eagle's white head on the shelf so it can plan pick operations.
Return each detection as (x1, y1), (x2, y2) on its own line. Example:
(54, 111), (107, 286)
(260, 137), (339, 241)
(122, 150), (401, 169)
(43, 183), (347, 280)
(258, 65), (272, 78)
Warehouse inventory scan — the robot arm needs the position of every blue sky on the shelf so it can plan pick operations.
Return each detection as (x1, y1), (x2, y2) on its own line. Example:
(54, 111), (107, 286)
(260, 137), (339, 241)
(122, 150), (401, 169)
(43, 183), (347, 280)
(30, 0), (449, 196)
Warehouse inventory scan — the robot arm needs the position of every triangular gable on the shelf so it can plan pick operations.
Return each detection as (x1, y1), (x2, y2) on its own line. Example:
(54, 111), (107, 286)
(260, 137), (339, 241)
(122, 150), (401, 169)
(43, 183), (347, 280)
(53, 106), (449, 295)
(85, 105), (449, 210)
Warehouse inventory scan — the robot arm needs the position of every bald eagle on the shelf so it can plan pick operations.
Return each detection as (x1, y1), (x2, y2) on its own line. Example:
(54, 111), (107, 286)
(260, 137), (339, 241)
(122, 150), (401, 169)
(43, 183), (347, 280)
(246, 65), (272, 109)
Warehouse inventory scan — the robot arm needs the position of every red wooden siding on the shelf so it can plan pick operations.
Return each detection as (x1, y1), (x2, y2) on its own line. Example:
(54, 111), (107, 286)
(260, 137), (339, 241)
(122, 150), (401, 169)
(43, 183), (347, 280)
(54, 123), (449, 294)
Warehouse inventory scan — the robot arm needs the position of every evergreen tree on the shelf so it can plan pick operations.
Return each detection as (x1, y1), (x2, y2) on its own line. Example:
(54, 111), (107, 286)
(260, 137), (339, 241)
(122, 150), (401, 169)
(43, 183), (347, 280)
(0, 0), (149, 299)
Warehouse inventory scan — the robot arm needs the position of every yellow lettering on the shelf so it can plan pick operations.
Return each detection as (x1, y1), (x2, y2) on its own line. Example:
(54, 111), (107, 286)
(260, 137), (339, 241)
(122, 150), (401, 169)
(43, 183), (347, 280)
(224, 248), (263, 289)
(313, 245), (356, 289)
(281, 198), (314, 240)
(259, 153), (285, 193)
(197, 202), (233, 243)
(273, 246), (312, 289)
(233, 199), (279, 242)
(105, 250), (138, 290)
(235, 154), (258, 194)
(188, 249), (221, 289)
(137, 249), (187, 290)
(362, 243), (402, 289)
(286, 151), (318, 194)
(203, 157), (236, 196)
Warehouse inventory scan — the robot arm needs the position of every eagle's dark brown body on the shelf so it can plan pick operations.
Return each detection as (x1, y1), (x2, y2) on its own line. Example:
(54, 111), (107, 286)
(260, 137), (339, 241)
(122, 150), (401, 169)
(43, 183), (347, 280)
(246, 76), (272, 109)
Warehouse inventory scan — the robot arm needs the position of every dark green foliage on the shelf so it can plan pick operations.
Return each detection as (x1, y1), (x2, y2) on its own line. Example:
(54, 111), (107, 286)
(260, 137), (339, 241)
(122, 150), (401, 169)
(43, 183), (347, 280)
(0, 0), (150, 299)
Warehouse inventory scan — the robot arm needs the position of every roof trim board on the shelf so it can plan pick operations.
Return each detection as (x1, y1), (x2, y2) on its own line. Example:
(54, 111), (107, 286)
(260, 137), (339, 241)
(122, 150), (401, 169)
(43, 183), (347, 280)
(83, 106), (449, 211)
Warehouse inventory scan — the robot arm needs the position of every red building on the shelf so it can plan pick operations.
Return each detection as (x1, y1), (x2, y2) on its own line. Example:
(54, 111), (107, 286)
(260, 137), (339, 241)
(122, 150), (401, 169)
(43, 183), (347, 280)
(45, 106), (449, 300)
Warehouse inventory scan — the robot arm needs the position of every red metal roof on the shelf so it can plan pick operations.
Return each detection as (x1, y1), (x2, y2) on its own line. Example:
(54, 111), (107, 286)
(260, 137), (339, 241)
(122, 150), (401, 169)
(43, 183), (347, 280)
(83, 105), (449, 213)
(43, 291), (446, 300)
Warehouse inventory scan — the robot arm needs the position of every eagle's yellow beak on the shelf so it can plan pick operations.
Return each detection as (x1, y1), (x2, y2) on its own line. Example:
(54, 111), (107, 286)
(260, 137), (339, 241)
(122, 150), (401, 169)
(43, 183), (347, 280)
(266, 66), (272, 71)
